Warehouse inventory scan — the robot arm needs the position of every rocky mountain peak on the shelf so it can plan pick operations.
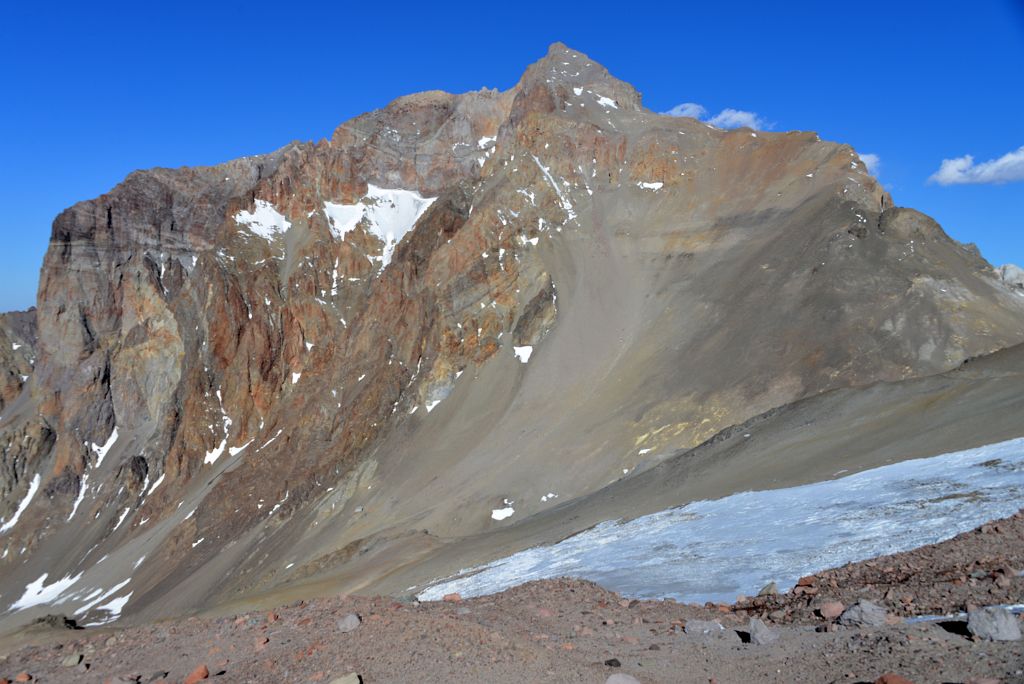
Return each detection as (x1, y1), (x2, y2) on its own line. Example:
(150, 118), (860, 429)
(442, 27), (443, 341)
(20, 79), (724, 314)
(2, 44), (1024, 629)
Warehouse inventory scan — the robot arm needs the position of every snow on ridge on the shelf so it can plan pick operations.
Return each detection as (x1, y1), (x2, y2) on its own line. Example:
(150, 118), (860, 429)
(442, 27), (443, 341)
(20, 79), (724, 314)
(322, 185), (436, 267)
(235, 200), (292, 240)
(0, 473), (41, 534)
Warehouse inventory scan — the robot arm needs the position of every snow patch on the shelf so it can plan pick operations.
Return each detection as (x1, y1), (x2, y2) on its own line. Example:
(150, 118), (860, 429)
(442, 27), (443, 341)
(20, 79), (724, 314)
(322, 186), (436, 267)
(235, 200), (292, 240)
(491, 499), (515, 521)
(89, 427), (119, 469)
(0, 473), (40, 533)
(146, 473), (165, 496)
(513, 346), (533, 364)
(637, 182), (663, 191)
(10, 572), (83, 610)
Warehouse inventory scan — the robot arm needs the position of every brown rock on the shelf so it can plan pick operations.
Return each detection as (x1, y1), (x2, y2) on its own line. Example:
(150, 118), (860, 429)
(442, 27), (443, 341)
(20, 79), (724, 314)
(13, 674), (31, 683)
(874, 675), (916, 684)
(818, 601), (844, 619)
(442, 593), (462, 603)
(183, 664), (209, 684)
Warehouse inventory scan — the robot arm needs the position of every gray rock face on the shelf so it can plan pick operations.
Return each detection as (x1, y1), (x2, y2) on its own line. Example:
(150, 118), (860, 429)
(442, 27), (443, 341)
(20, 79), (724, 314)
(838, 600), (888, 628)
(967, 606), (1022, 641)
(999, 264), (1024, 290)
(747, 617), (778, 645)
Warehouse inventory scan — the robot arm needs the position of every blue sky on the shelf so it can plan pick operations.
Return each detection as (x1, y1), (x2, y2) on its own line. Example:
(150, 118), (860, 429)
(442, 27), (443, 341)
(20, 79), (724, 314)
(1, 1), (1022, 311)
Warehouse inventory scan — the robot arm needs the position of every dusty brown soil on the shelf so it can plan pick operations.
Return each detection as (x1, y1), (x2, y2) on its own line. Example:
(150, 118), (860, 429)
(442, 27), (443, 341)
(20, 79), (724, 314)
(2, 512), (1022, 684)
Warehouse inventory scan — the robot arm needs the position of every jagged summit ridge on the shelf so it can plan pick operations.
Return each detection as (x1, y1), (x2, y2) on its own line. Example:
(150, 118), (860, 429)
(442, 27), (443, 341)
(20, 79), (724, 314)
(1, 44), (1024, 627)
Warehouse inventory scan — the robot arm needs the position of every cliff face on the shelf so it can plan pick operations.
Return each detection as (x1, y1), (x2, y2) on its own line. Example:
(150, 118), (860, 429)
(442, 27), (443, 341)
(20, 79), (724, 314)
(0, 309), (36, 417)
(3, 44), (1024, 625)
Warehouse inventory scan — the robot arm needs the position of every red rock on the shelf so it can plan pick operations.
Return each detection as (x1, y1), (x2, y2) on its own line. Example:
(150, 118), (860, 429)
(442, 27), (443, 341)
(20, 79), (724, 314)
(874, 675), (915, 684)
(818, 601), (844, 619)
(442, 593), (462, 603)
(183, 665), (209, 684)
(796, 575), (817, 587)
(266, 611), (279, 622)
(13, 674), (31, 683)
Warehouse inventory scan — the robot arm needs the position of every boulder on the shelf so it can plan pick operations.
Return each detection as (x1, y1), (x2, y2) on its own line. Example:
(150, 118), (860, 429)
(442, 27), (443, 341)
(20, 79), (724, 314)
(839, 600), (888, 628)
(747, 618), (778, 645)
(967, 607), (1022, 641)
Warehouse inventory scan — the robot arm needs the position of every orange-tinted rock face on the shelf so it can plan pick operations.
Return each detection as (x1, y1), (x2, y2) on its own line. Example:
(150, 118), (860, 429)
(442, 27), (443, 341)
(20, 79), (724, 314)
(2, 43), (1024, 623)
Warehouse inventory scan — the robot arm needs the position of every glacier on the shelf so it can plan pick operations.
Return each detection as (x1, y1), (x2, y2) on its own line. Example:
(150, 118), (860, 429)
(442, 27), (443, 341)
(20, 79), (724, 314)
(418, 437), (1024, 603)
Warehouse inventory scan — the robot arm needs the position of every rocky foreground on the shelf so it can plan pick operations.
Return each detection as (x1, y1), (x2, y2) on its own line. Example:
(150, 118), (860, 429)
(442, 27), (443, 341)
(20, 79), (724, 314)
(1, 511), (1022, 683)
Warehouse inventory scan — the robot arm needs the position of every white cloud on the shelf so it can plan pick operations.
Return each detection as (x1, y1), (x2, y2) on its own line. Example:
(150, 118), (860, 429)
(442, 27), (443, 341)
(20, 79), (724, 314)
(663, 102), (708, 119)
(706, 108), (769, 130)
(663, 103), (771, 130)
(929, 145), (1024, 185)
(859, 153), (881, 176)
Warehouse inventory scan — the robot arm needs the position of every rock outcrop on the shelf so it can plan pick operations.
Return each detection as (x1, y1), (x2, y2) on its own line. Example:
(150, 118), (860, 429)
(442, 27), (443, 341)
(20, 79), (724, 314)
(2, 43), (1024, 627)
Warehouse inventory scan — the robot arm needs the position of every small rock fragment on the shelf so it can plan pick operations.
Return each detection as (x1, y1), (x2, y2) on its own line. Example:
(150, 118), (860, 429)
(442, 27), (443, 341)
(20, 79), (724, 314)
(839, 600), (888, 628)
(604, 658), (621, 667)
(757, 582), (778, 596)
(336, 613), (361, 633)
(874, 675), (916, 684)
(685, 619), (724, 636)
(61, 653), (83, 667)
(967, 606), (1022, 641)
(442, 593), (461, 602)
(606, 675), (641, 684)
(183, 664), (209, 684)
(328, 674), (362, 684)
(13, 674), (31, 683)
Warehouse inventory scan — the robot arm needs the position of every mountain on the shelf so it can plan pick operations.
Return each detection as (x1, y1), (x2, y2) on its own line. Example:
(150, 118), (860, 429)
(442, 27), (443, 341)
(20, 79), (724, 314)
(2, 43), (1024, 628)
